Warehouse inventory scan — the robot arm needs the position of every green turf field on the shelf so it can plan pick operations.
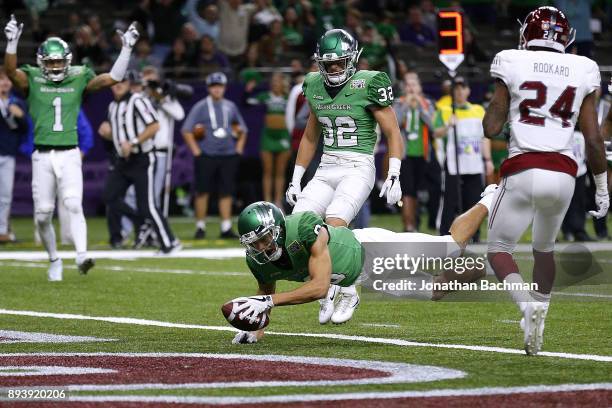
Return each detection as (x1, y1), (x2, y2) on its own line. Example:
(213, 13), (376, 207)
(0, 216), (610, 406)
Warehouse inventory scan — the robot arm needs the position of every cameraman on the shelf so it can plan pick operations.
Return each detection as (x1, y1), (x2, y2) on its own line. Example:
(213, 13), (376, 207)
(141, 66), (189, 214)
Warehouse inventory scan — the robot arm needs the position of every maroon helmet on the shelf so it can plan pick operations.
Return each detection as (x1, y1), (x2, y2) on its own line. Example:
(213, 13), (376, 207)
(519, 6), (575, 53)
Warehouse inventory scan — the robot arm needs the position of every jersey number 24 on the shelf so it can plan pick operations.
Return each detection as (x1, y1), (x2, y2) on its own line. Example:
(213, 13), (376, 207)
(518, 81), (576, 128)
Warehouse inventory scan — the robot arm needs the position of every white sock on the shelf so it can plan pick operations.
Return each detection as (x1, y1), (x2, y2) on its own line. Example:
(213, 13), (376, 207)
(64, 198), (87, 259)
(340, 284), (357, 296)
(36, 214), (58, 261)
(220, 219), (232, 233)
(196, 220), (206, 230)
(504, 273), (534, 312)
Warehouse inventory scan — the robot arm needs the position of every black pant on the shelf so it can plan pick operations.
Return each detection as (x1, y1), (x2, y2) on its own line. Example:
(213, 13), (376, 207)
(104, 153), (175, 249)
(562, 174), (587, 236)
(439, 172), (483, 241)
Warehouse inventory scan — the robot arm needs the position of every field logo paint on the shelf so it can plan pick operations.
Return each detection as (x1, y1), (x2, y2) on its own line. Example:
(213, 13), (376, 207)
(0, 330), (115, 344)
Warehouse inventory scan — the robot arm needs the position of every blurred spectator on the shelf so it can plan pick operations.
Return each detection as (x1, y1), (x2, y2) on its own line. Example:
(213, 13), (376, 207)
(259, 20), (287, 64)
(218, 0), (257, 61)
(87, 14), (109, 52)
(151, 0), (185, 61)
(436, 79), (452, 109)
(433, 77), (492, 241)
(314, 0), (345, 37)
(393, 72), (439, 232)
(344, 8), (363, 41)
(74, 25), (109, 70)
(0, 69), (28, 243)
(180, 22), (201, 59)
(246, 72), (291, 207)
(129, 38), (162, 71)
(193, 35), (230, 77)
(282, 7), (304, 49)
(555, 0), (595, 58)
(181, 72), (248, 240)
(376, 11), (400, 47)
(61, 12), (81, 43)
(184, 0), (220, 40)
(360, 22), (387, 71)
(163, 38), (193, 79)
(420, 0), (437, 30)
(251, 0), (283, 42)
(130, 0), (155, 40)
(464, 28), (489, 66)
(399, 5), (436, 47)
(239, 43), (264, 87)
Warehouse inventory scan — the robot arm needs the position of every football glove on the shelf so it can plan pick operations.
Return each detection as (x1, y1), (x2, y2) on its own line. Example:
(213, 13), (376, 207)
(4, 14), (23, 53)
(589, 172), (609, 219)
(379, 157), (402, 205)
(285, 182), (301, 206)
(234, 295), (274, 324)
(117, 22), (139, 49)
(232, 331), (258, 344)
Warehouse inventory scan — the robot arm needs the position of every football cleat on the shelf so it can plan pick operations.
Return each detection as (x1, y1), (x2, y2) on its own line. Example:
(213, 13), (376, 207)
(331, 292), (360, 324)
(194, 227), (206, 240)
(159, 240), (182, 255)
(521, 301), (547, 356)
(319, 285), (340, 324)
(47, 258), (63, 282)
(77, 258), (95, 275)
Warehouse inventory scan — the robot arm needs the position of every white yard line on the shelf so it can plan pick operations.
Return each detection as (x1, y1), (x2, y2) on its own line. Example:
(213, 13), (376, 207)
(360, 323), (401, 328)
(0, 248), (245, 261)
(1, 382), (609, 405)
(0, 261), (247, 277)
(0, 309), (610, 362)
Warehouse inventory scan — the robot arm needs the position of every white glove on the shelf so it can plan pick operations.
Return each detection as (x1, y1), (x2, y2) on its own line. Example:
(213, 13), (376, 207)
(232, 330), (258, 344)
(117, 22), (139, 49)
(234, 295), (274, 324)
(589, 172), (609, 218)
(4, 14), (23, 54)
(379, 157), (402, 205)
(285, 182), (301, 206)
(286, 165), (305, 206)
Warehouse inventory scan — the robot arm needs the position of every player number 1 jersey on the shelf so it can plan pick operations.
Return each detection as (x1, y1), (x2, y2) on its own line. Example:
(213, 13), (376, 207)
(490, 49), (600, 163)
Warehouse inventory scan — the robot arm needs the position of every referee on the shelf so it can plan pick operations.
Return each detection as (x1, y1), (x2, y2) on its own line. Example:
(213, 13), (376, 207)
(103, 75), (180, 253)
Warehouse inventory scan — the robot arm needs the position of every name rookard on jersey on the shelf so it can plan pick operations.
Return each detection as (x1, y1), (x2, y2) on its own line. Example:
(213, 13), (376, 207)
(533, 62), (570, 77)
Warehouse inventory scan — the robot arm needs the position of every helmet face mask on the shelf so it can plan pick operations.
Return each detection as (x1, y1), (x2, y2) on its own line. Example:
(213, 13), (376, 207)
(518, 6), (575, 53)
(314, 29), (362, 87)
(37, 37), (72, 82)
(238, 201), (286, 265)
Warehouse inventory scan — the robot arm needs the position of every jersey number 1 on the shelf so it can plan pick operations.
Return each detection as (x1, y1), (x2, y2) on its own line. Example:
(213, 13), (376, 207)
(52, 97), (63, 132)
(518, 81), (576, 128)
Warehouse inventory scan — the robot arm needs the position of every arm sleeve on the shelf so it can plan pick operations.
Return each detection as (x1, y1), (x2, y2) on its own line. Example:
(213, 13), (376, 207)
(160, 96), (185, 121)
(584, 59), (601, 95)
(77, 110), (94, 155)
(297, 212), (326, 251)
(490, 51), (511, 87)
(285, 84), (301, 133)
(134, 97), (159, 125)
(367, 72), (394, 107)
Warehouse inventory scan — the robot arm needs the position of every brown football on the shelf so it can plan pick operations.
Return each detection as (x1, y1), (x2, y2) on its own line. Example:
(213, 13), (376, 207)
(193, 123), (205, 140)
(221, 300), (270, 332)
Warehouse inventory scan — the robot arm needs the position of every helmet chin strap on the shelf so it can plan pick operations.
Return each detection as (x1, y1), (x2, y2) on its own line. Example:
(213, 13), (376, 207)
(268, 247), (283, 262)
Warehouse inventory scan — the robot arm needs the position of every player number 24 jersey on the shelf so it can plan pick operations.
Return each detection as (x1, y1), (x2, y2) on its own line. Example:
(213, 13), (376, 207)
(490, 49), (600, 162)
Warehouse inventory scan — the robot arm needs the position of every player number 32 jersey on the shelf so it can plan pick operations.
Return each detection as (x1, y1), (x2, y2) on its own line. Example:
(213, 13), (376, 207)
(302, 70), (393, 156)
(490, 49), (600, 166)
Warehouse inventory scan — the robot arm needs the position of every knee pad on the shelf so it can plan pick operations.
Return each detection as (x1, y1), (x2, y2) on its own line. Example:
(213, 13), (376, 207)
(63, 197), (83, 214)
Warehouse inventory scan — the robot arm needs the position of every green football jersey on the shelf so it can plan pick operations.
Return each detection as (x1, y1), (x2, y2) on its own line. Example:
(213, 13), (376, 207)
(247, 211), (364, 287)
(303, 70), (393, 155)
(22, 65), (95, 146)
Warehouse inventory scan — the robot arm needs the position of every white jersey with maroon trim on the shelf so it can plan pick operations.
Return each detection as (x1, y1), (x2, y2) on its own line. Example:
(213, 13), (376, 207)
(490, 49), (600, 163)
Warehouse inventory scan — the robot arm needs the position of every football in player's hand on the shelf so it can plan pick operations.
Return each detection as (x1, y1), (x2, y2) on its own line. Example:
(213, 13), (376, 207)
(193, 124), (205, 140)
(221, 299), (270, 332)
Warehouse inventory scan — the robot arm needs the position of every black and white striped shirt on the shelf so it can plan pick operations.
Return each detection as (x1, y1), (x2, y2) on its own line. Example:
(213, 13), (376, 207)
(108, 92), (159, 156)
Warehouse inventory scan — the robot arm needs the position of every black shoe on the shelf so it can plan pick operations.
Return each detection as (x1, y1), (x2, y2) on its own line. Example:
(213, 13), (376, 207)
(194, 228), (206, 240)
(77, 258), (95, 275)
(574, 231), (594, 242)
(159, 240), (183, 254)
(220, 229), (239, 239)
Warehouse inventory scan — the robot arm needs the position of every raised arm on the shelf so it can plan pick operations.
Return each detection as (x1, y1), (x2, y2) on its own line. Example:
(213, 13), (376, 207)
(3, 15), (28, 93)
(483, 79), (510, 139)
(85, 22), (139, 93)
